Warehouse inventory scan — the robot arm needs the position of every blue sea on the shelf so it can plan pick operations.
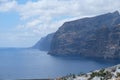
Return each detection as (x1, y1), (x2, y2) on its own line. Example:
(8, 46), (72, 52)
(0, 48), (119, 79)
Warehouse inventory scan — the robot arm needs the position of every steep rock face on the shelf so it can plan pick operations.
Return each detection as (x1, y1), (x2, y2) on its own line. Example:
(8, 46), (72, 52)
(82, 25), (120, 59)
(33, 33), (54, 51)
(48, 11), (120, 59)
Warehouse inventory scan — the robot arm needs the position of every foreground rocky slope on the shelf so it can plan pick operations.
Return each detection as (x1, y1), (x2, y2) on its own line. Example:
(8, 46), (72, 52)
(49, 11), (120, 59)
(33, 33), (54, 51)
(56, 64), (120, 80)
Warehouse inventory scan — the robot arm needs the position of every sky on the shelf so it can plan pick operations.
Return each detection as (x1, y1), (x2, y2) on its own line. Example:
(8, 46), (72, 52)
(0, 0), (120, 48)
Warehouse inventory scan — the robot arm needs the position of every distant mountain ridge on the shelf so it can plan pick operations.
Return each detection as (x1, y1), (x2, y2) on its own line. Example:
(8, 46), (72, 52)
(48, 11), (120, 59)
(33, 33), (54, 51)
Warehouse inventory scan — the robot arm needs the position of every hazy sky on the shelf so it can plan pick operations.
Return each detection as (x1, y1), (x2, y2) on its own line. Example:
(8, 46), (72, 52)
(0, 0), (120, 47)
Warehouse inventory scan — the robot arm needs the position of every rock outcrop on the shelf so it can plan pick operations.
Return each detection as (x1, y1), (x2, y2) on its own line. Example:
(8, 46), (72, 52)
(48, 11), (120, 59)
(57, 64), (120, 80)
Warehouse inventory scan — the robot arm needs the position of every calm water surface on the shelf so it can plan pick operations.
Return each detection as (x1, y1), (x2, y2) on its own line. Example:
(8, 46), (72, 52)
(0, 48), (119, 79)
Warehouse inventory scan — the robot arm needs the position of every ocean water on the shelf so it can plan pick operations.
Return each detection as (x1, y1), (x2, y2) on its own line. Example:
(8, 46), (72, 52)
(0, 48), (119, 79)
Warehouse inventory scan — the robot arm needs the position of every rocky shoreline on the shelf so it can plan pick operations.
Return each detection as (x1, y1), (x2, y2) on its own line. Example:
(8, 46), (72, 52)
(56, 64), (120, 80)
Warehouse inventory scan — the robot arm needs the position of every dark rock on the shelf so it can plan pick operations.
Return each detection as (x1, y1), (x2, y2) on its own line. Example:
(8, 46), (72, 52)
(48, 11), (120, 59)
